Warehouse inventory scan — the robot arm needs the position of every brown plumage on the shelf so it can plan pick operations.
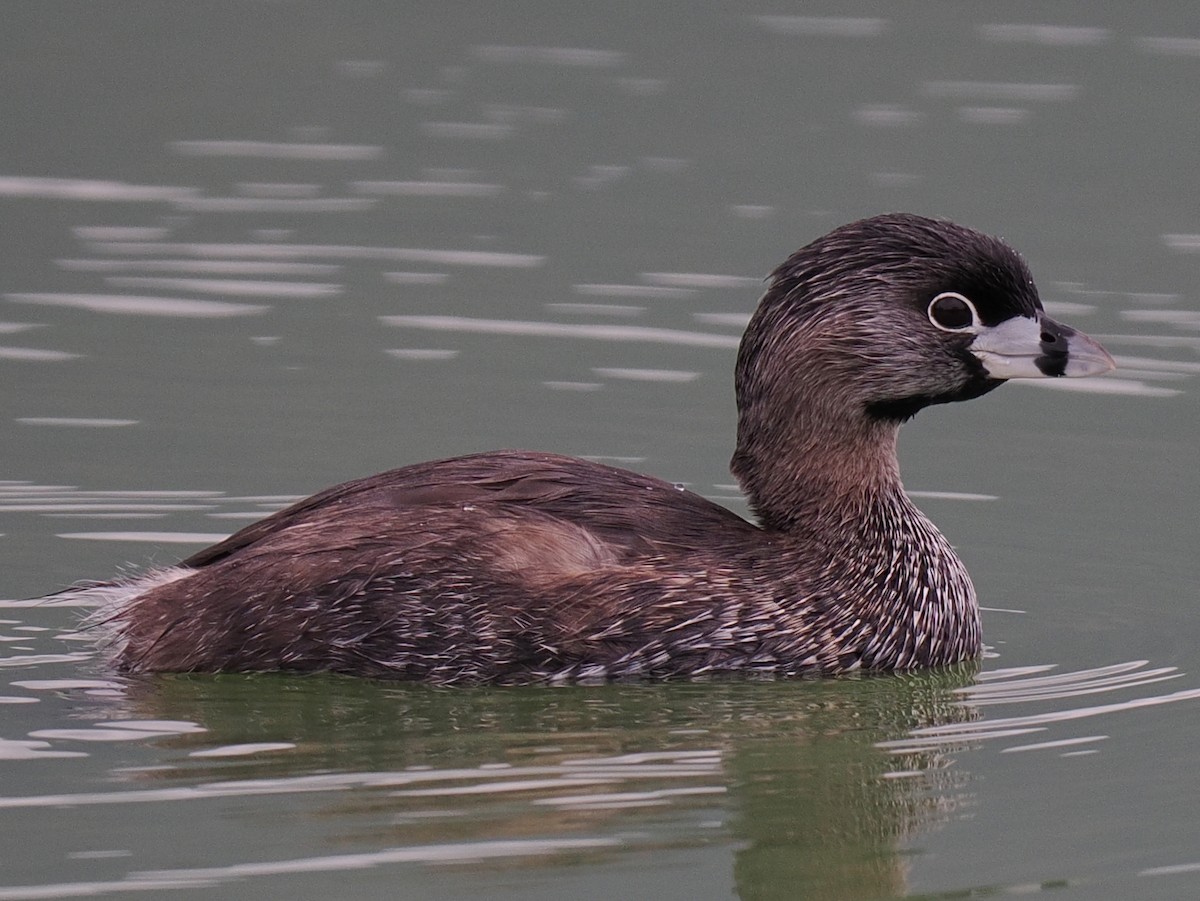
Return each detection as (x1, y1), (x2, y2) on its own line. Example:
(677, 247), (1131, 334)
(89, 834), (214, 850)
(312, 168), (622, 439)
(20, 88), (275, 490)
(75, 214), (1115, 683)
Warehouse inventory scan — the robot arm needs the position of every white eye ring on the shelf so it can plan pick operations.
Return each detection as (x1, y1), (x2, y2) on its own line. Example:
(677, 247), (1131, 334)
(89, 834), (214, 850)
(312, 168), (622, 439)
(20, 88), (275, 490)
(927, 292), (980, 332)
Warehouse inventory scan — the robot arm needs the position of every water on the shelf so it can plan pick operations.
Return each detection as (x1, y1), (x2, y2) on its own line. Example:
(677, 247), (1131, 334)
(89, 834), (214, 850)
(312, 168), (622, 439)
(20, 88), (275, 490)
(2, 3), (1199, 898)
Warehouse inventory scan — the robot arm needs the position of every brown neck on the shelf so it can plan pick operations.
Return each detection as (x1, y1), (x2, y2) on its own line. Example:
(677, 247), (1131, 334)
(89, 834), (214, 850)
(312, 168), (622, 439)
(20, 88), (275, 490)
(730, 407), (903, 533)
(731, 407), (982, 668)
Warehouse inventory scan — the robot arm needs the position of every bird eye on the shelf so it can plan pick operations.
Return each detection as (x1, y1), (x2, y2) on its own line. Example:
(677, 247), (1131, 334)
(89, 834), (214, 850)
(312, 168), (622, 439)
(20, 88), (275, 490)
(927, 292), (978, 332)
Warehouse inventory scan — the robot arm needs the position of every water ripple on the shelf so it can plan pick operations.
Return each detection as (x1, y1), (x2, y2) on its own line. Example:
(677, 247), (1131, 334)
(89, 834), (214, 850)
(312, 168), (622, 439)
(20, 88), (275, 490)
(1014, 377), (1182, 398)
(173, 196), (376, 213)
(86, 241), (544, 269)
(0, 176), (197, 202)
(978, 24), (1110, 46)
(922, 81), (1080, 102)
(6, 293), (268, 318)
(102, 277), (342, 299)
(56, 532), (230, 544)
(756, 16), (888, 38)
(0, 838), (618, 900)
(170, 140), (384, 160)
(1138, 36), (1200, 58)
(572, 283), (696, 299)
(17, 419), (138, 428)
(879, 661), (1200, 754)
(642, 273), (761, 290)
(0, 347), (79, 362)
(955, 660), (1181, 705)
(350, 180), (503, 197)
(381, 315), (739, 348)
(0, 749), (721, 809)
(420, 122), (515, 140)
(58, 258), (340, 277)
(471, 45), (626, 67)
(592, 367), (699, 383)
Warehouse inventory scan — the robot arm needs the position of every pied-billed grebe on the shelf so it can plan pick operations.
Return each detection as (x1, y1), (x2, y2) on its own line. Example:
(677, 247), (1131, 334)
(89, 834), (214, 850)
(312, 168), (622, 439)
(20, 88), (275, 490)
(77, 214), (1114, 683)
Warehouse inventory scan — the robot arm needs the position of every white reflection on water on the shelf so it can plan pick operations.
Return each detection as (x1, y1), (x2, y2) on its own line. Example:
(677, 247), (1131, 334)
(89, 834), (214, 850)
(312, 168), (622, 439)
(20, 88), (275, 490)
(0, 737), (87, 761)
(854, 104), (924, 126)
(0, 347), (79, 361)
(0, 487), (223, 499)
(543, 381), (603, 391)
(420, 122), (515, 140)
(59, 258), (341, 276)
(1103, 368), (1187, 383)
(922, 81), (1079, 102)
(17, 419), (138, 428)
(731, 204), (774, 219)
(72, 227), (171, 242)
(224, 496), (301, 505)
(999, 735), (1107, 753)
(383, 272), (449, 285)
(471, 45), (626, 66)
(0, 484), (305, 540)
(906, 491), (998, 502)
(386, 349), (459, 361)
(102, 277), (341, 299)
(574, 164), (630, 190)
(173, 196), (376, 213)
(170, 140), (384, 160)
(977, 24), (1110, 46)
(572, 283), (694, 299)
(693, 312), (752, 327)
(404, 87), (452, 105)
(1121, 309), (1200, 327)
(1126, 292), (1181, 305)
(618, 77), (669, 96)
(0, 177), (198, 202)
(189, 743), (295, 758)
(755, 16), (888, 38)
(381, 315), (740, 348)
(1041, 300), (1097, 315)
(336, 59), (386, 78)
(206, 512), (285, 520)
(531, 785), (725, 810)
(1015, 378), (1182, 397)
(639, 156), (689, 173)
(1094, 333), (1200, 350)
(0, 749), (721, 809)
(1110, 355), (1200, 374)
(0, 505), (208, 515)
(879, 661), (1200, 755)
(86, 241), (545, 268)
(959, 661), (1180, 704)
(234, 182), (320, 198)
(56, 533), (230, 544)
(8, 679), (122, 690)
(1163, 233), (1200, 251)
(592, 367), (699, 383)
(642, 273), (760, 289)
(29, 728), (187, 743)
(6, 293), (268, 318)
(484, 103), (569, 124)
(957, 106), (1030, 125)
(350, 180), (503, 197)
(0, 838), (619, 900)
(1137, 36), (1200, 57)
(0, 653), (93, 667)
(545, 302), (644, 317)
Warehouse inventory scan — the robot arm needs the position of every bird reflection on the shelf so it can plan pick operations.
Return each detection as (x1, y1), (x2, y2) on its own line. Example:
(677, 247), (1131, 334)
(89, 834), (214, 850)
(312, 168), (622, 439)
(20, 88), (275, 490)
(107, 665), (979, 899)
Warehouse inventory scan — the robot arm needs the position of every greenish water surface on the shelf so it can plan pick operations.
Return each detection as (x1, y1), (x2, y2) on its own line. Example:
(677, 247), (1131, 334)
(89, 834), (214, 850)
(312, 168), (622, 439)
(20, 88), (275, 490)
(2, 3), (1199, 898)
